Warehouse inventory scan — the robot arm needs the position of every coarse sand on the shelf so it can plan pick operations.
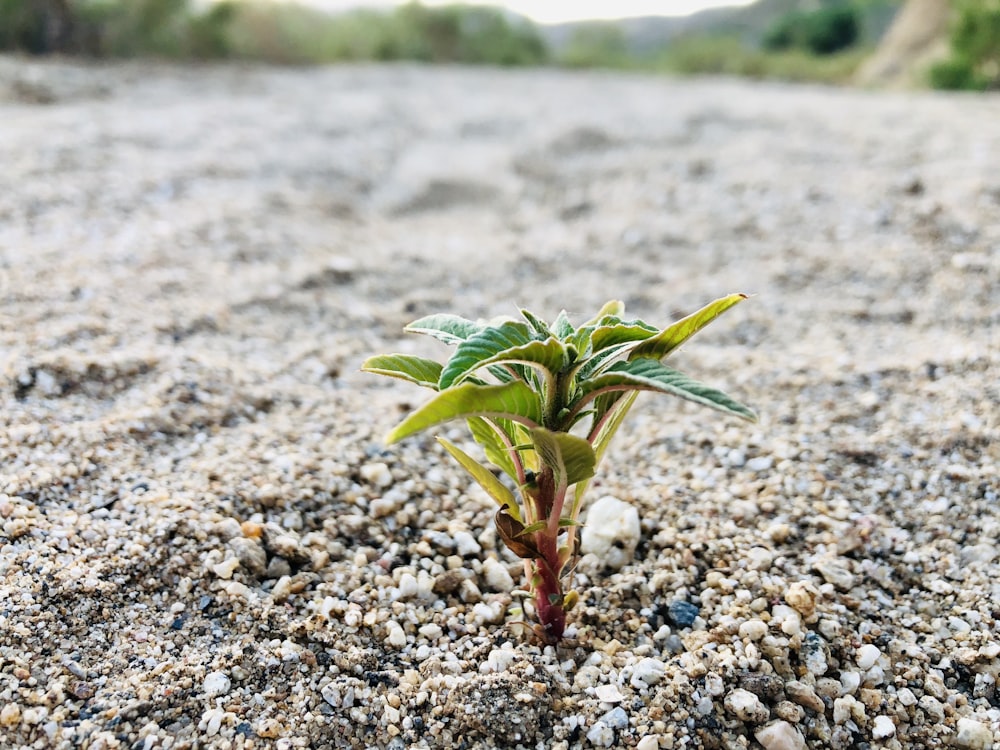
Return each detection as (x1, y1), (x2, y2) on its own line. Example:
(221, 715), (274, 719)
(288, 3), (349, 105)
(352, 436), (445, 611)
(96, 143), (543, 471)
(1, 58), (998, 749)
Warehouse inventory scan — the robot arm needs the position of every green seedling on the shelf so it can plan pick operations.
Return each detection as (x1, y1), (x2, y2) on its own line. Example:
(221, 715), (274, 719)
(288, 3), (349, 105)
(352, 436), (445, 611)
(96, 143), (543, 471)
(362, 294), (756, 642)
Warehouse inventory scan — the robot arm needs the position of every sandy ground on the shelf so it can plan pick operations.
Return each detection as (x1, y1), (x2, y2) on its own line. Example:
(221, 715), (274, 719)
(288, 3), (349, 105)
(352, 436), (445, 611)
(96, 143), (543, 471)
(1, 57), (998, 750)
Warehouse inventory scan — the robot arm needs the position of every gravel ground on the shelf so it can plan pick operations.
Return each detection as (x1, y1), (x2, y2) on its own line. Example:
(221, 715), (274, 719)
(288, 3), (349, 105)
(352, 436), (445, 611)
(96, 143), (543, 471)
(1, 57), (998, 750)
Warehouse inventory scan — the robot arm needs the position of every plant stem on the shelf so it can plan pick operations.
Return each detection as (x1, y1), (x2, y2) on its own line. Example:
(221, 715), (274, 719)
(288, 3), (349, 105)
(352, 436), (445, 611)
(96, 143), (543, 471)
(532, 556), (566, 642)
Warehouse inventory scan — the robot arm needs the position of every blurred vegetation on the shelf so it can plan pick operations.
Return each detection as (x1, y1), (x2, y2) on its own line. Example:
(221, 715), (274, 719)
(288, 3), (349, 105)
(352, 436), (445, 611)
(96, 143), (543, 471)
(654, 35), (869, 83)
(0, 0), (947, 92)
(762, 4), (860, 55)
(929, 0), (1000, 90)
(0, 0), (547, 65)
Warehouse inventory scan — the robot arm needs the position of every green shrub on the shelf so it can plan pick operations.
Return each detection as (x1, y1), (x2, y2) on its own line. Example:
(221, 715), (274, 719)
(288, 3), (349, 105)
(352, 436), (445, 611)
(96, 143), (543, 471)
(763, 4), (860, 56)
(930, 0), (1000, 90)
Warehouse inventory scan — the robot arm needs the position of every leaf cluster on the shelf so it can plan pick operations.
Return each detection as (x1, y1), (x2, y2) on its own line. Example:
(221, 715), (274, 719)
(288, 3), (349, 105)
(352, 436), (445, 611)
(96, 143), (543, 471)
(363, 295), (755, 528)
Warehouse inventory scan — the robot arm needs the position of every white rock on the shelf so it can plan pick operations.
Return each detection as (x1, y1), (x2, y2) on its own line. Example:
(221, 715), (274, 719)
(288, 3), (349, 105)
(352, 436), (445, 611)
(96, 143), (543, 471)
(386, 621), (407, 648)
(580, 496), (641, 570)
(483, 648), (518, 674)
(453, 530), (481, 557)
(725, 689), (770, 723)
(594, 684), (625, 703)
(739, 619), (769, 641)
(755, 720), (806, 750)
(955, 717), (994, 750)
(872, 715), (895, 739)
(637, 736), (660, 750)
(395, 573), (418, 600)
(746, 456), (774, 472)
(481, 557), (514, 592)
(360, 462), (393, 488)
(630, 658), (666, 689)
(586, 720), (615, 747)
(203, 672), (231, 697)
(856, 644), (880, 670)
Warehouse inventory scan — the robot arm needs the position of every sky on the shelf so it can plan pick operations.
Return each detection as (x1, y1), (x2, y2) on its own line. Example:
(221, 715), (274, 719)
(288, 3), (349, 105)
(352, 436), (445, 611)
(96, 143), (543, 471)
(304, 1), (757, 25)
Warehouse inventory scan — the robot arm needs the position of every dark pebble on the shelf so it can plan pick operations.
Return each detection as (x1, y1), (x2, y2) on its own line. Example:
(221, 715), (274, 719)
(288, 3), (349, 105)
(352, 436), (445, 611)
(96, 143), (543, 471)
(667, 600), (699, 628)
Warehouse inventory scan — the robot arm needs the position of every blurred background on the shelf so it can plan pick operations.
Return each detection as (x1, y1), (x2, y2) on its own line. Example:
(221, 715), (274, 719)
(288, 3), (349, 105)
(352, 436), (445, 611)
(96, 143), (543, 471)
(0, 0), (996, 91)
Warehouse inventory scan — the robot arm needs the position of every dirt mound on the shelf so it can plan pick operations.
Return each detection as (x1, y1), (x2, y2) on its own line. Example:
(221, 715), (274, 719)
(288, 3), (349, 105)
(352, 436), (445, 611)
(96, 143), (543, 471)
(855, 0), (951, 88)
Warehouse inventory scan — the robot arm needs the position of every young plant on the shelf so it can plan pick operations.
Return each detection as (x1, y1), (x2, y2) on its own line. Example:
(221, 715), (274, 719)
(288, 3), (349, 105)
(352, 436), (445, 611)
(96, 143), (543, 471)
(362, 295), (756, 642)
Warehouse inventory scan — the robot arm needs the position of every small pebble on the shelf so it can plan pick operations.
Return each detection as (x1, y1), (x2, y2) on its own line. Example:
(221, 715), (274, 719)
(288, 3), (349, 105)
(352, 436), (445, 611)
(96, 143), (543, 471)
(872, 715), (895, 739)
(724, 689), (770, 723)
(856, 644), (880, 670)
(666, 600), (699, 628)
(586, 720), (615, 748)
(755, 720), (806, 750)
(203, 671), (231, 697)
(954, 717), (994, 750)
(386, 621), (407, 648)
(580, 496), (641, 570)
(481, 557), (514, 592)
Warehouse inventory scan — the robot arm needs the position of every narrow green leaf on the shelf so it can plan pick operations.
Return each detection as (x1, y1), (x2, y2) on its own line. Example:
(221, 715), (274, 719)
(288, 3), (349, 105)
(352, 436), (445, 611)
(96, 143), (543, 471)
(439, 321), (569, 390)
(518, 520), (548, 535)
(582, 300), (625, 327)
(386, 381), (543, 444)
(361, 354), (442, 390)
(552, 310), (575, 340)
(530, 427), (596, 489)
(629, 293), (748, 361)
(520, 308), (552, 338)
(405, 314), (483, 346)
(582, 359), (757, 422)
(467, 417), (518, 480)
(588, 318), (659, 353)
(437, 437), (518, 517)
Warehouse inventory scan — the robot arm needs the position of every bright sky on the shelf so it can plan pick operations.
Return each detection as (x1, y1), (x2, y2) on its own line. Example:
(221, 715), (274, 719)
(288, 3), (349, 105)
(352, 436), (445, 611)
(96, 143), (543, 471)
(306, 1), (756, 25)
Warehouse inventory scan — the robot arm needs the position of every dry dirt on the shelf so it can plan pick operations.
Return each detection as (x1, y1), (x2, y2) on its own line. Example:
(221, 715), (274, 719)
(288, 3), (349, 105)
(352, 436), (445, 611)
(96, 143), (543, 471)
(1, 58), (998, 750)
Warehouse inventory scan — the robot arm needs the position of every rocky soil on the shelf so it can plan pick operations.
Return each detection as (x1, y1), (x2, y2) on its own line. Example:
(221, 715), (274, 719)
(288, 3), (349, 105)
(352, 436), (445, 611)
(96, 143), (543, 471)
(1, 57), (998, 750)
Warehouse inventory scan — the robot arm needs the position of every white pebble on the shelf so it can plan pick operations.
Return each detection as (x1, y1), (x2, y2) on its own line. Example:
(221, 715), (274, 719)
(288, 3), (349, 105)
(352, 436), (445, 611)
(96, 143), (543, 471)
(637, 736), (660, 750)
(360, 462), (393, 488)
(586, 720), (615, 747)
(202, 671), (231, 697)
(724, 689), (770, 723)
(386, 621), (406, 648)
(594, 684), (625, 703)
(580, 496), (641, 570)
(872, 715), (895, 739)
(481, 557), (514, 592)
(453, 530), (481, 557)
(856, 644), (880, 670)
(746, 456), (774, 472)
(211, 557), (240, 579)
(395, 572), (418, 600)
(955, 717), (994, 750)
(755, 720), (806, 750)
(483, 648), (518, 674)
(630, 658), (666, 688)
(739, 619), (769, 641)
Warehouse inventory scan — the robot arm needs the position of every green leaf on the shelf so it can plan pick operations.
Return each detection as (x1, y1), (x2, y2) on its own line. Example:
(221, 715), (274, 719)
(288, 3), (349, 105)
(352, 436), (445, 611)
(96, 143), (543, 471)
(386, 381), (542, 444)
(467, 417), (518, 480)
(582, 300), (625, 327)
(520, 308), (551, 338)
(551, 310), (574, 340)
(530, 427), (596, 489)
(439, 321), (569, 390)
(405, 314), (482, 346)
(588, 318), (659, 352)
(437, 437), (518, 518)
(361, 354), (442, 390)
(629, 293), (748, 361)
(582, 359), (757, 422)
